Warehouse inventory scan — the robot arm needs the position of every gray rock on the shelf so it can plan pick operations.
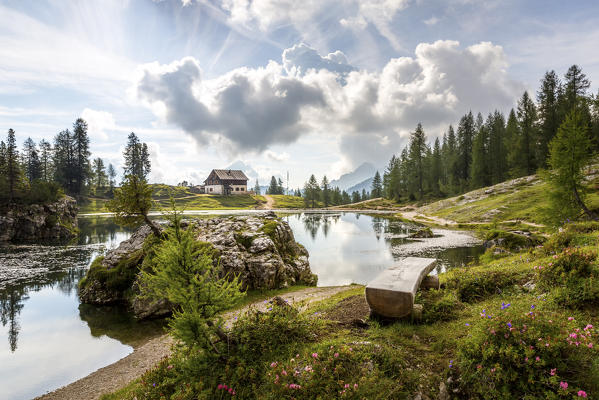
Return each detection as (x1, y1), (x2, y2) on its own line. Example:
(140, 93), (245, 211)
(0, 196), (78, 242)
(438, 382), (449, 400)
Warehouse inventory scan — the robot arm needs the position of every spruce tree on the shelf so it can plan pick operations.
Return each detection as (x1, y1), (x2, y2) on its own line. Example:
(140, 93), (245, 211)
(321, 176), (330, 207)
(470, 116), (489, 189)
(456, 112), (475, 189)
(341, 190), (350, 204)
(107, 163), (117, 195)
(351, 191), (361, 203)
(514, 91), (538, 176)
(444, 125), (460, 193)
(487, 111), (507, 184)
(505, 109), (520, 176)
(140, 143), (151, 180)
(39, 140), (53, 182)
(53, 129), (75, 192)
(563, 65), (591, 114)
(277, 177), (284, 195)
(544, 109), (597, 221)
(22, 137), (41, 183)
(267, 176), (278, 195)
(92, 157), (107, 191)
(0, 141), (7, 195)
(431, 138), (442, 196)
(72, 118), (91, 195)
(536, 70), (560, 166)
(5, 129), (22, 201)
(407, 123), (427, 199)
(371, 171), (383, 198)
(253, 179), (261, 194)
(303, 175), (320, 208)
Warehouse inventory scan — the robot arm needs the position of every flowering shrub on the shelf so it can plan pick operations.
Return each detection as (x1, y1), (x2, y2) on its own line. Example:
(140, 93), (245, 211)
(456, 301), (598, 398)
(262, 344), (397, 399)
(536, 248), (599, 308)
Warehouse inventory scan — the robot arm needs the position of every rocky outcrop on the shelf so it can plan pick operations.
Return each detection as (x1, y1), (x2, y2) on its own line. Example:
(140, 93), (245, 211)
(79, 212), (317, 318)
(408, 227), (434, 239)
(0, 196), (78, 242)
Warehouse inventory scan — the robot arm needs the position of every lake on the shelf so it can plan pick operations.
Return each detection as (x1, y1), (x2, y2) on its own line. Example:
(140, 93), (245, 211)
(0, 212), (483, 399)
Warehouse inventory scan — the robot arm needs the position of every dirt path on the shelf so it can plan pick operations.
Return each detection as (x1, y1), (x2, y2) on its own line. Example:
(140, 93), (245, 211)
(262, 194), (275, 209)
(37, 285), (356, 400)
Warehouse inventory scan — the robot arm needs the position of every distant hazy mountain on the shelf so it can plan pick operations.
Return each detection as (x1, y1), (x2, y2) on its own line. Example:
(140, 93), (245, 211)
(346, 177), (374, 194)
(330, 162), (376, 191)
(225, 160), (259, 180)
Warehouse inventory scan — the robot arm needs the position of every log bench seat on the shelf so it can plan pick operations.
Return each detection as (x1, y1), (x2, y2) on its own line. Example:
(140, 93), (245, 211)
(365, 257), (438, 318)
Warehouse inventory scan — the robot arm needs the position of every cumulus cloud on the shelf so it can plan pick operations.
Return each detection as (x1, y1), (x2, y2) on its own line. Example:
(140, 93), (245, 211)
(134, 41), (522, 168)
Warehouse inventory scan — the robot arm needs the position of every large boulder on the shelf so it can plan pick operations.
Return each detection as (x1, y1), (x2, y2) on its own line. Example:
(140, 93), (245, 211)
(79, 212), (317, 318)
(0, 196), (78, 242)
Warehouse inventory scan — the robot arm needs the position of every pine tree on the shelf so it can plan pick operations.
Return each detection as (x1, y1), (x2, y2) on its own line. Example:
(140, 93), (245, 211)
(332, 187), (342, 205)
(505, 109), (520, 175)
(5, 129), (22, 201)
(383, 156), (400, 200)
(303, 175), (320, 208)
(321, 176), (330, 207)
(140, 143), (151, 180)
(72, 118), (91, 195)
(39, 140), (53, 182)
(267, 176), (279, 195)
(431, 138), (442, 196)
(470, 116), (489, 189)
(22, 137), (41, 183)
(92, 157), (107, 191)
(361, 188), (368, 201)
(444, 125), (460, 194)
(536, 71), (560, 166)
(487, 111), (507, 184)
(407, 123), (427, 199)
(456, 112), (475, 189)
(107, 163), (117, 195)
(295, 188), (302, 197)
(0, 141), (7, 195)
(544, 108), (597, 221)
(371, 171), (383, 198)
(253, 179), (261, 194)
(563, 65), (591, 114)
(514, 91), (538, 176)
(123, 132), (151, 181)
(351, 191), (361, 203)
(53, 129), (75, 193)
(277, 178), (284, 195)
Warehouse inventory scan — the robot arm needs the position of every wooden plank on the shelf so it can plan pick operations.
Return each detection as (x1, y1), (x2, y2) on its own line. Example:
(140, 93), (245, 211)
(365, 257), (437, 318)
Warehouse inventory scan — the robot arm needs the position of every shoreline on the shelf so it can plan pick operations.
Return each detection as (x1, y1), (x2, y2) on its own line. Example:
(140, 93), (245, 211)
(36, 286), (357, 400)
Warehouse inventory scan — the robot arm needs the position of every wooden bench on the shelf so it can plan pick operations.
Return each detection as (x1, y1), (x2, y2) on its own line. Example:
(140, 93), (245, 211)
(365, 257), (438, 319)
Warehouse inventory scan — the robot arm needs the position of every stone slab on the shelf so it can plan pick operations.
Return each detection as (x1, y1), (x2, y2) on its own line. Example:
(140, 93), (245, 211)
(365, 257), (437, 318)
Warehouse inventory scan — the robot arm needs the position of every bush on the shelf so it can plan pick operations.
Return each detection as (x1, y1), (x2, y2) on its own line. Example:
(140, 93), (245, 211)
(484, 229), (543, 251)
(80, 252), (142, 295)
(536, 248), (599, 308)
(456, 301), (598, 398)
(262, 343), (400, 399)
(543, 230), (575, 254)
(23, 180), (63, 204)
(444, 261), (533, 303)
(417, 289), (464, 323)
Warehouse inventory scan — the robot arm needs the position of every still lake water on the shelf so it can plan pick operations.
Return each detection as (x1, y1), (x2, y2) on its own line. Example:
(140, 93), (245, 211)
(0, 212), (483, 399)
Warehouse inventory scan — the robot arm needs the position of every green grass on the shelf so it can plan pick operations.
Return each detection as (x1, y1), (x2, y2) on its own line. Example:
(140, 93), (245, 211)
(269, 194), (309, 209)
(421, 177), (599, 226)
(335, 197), (402, 210)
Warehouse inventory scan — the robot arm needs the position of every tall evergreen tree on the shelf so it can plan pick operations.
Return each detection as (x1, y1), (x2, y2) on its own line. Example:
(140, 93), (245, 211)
(107, 163), (117, 195)
(431, 138), (442, 196)
(92, 157), (107, 191)
(351, 191), (361, 203)
(5, 129), (22, 201)
(513, 91), (538, 176)
(407, 123), (427, 199)
(456, 112), (475, 189)
(53, 129), (75, 192)
(321, 176), (330, 207)
(72, 118), (91, 195)
(39, 139), (52, 182)
(505, 109), (520, 175)
(563, 65), (591, 114)
(267, 176), (279, 195)
(123, 132), (151, 181)
(140, 143), (151, 180)
(487, 111), (507, 184)
(277, 178), (284, 195)
(253, 179), (261, 194)
(470, 114), (489, 189)
(536, 70), (560, 166)
(303, 175), (320, 208)
(371, 171), (383, 198)
(22, 137), (41, 183)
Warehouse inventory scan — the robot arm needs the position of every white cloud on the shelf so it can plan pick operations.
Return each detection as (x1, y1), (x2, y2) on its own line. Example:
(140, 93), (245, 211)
(218, 0), (408, 50)
(81, 109), (116, 141)
(424, 16), (440, 26)
(265, 150), (290, 162)
(134, 41), (522, 169)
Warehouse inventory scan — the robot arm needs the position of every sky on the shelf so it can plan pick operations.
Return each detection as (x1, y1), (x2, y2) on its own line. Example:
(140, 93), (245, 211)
(1, 0), (599, 188)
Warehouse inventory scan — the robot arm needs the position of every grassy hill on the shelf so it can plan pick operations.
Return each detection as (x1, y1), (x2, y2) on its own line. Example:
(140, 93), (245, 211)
(417, 170), (599, 226)
(79, 184), (266, 214)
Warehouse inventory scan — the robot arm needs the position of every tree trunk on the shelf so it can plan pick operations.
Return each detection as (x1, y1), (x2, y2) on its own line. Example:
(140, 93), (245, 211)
(143, 214), (163, 237)
(573, 185), (598, 220)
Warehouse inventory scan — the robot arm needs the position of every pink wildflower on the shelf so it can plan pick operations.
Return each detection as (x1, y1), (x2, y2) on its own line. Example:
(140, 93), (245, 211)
(312, 352), (318, 359)
(588, 343), (594, 348)
(550, 368), (556, 376)
(270, 362), (277, 368)
(354, 384), (358, 389)
(334, 352), (339, 358)
(560, 381), (569, 390)
(569, 317), (575, 321)
(578, 390), (587, 397)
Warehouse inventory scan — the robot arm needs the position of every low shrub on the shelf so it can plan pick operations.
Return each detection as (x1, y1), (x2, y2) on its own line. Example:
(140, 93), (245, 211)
(456, 301), (599, 398)
(262, 344), (401, 399)
(536, 248), (599, 308)
(543, 230), (575, 254)
(444, 261), (533, 303)
(80, 251), (143, 294)
(484, 229), (543, 251)
(417, 289), (464, 323)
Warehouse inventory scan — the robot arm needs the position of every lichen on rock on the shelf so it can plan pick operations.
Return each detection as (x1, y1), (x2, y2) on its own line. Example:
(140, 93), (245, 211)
(79, 211), (317, 319)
